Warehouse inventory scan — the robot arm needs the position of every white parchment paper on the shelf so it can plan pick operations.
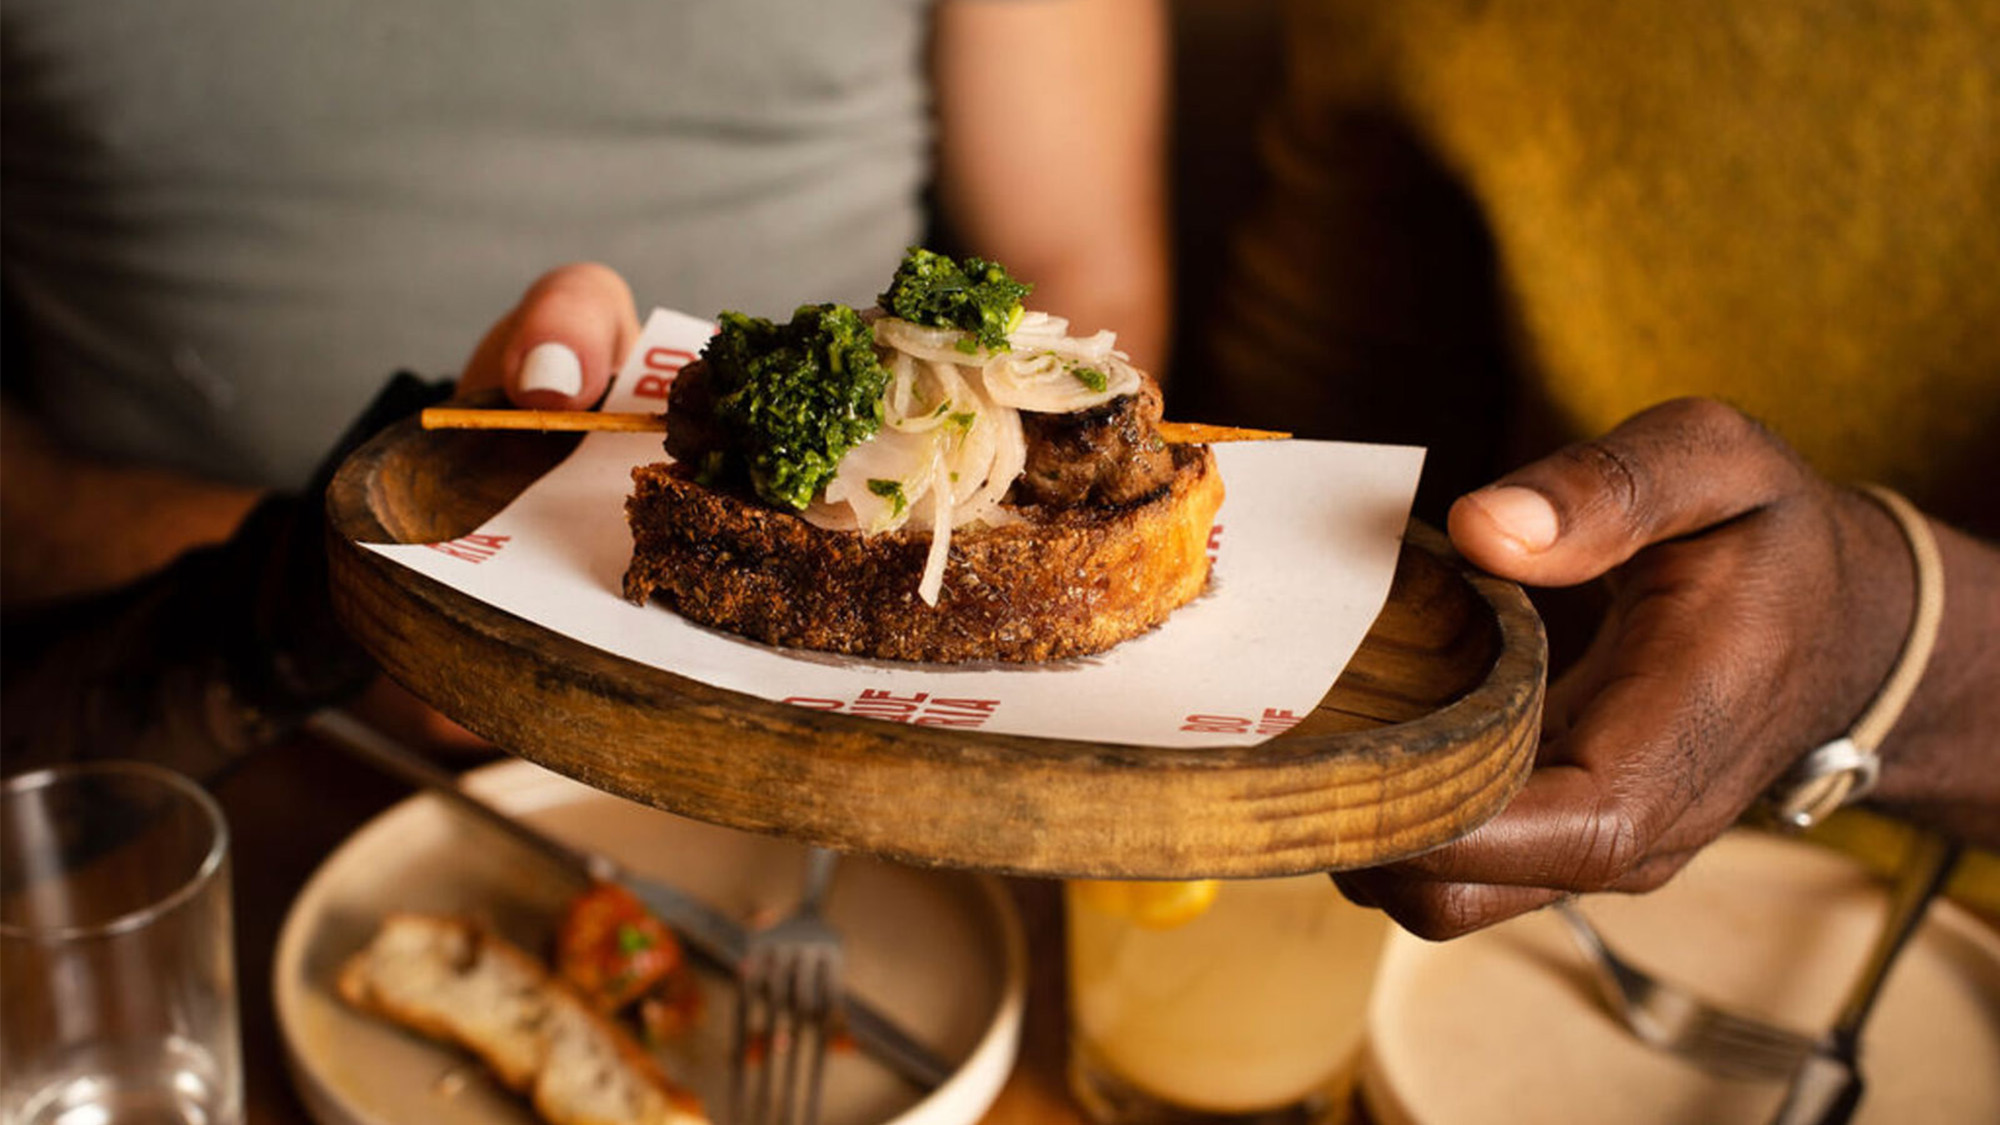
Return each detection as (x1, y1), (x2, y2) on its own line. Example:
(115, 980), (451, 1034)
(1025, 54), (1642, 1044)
(362, 309), (1425, 748)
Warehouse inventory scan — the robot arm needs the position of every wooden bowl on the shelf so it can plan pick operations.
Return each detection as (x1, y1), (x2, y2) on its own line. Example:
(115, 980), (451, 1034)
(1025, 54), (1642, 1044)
(325, 420), (1545, 878)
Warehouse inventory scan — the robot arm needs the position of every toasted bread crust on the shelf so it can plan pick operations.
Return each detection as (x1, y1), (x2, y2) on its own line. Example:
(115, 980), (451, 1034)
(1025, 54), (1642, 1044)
(623, 445), (1222, 663)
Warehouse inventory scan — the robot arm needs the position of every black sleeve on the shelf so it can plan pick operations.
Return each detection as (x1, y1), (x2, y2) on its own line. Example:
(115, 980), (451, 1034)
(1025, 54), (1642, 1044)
(1, 372), (455, 783)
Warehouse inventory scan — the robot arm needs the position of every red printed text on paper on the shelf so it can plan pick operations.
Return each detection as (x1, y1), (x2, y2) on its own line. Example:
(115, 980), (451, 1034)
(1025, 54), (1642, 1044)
(631, 346), (697, 401)
(783, 690), (1002, 729)
(1179, 707), (1305, 736)
(427, 534), (512, 564)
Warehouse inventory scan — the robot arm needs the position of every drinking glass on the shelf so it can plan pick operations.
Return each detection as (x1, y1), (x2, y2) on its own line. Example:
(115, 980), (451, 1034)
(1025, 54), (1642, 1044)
(1066, 874), (1390, 1123)
(1, 761), (243, 1125)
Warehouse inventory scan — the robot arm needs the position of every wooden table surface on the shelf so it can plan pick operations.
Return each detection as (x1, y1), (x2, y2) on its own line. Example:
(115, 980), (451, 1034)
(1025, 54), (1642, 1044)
(219, 717), (1999, 1125)
(218, 728), (1094, 1125)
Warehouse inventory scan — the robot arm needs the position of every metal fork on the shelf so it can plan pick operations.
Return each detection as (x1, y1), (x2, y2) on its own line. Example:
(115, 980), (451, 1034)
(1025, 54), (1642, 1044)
(1554, 899), (1816, 1080)
(1769, 831), (1962, 1125)
(733, 846), (845, 1125)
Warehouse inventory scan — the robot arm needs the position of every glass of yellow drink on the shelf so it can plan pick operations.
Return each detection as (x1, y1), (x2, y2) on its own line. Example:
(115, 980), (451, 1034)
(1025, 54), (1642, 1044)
(1066, 874), (1390, 1123)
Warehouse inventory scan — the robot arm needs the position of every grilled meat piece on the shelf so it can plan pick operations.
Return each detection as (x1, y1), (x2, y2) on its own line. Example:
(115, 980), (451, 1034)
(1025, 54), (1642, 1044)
(662, 360), (725, 468)
(1009, 377), (1177, 509)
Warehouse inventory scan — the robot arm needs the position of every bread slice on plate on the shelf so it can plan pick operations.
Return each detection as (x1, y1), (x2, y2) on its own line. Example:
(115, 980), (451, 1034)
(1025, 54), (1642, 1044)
(337, 912), (708, 1125)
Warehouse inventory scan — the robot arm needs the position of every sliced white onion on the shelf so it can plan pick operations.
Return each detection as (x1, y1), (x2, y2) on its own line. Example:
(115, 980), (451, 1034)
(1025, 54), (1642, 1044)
(883, 351), (924, 426)
(907, 397), (983, 528)
(821, 425), (938, 534)
(1006, 310), (1070, 344)
(1063, 330), (1121, 363)
(886, 360), (976, 435)
(950, 403), (1025, 526)
(917, 456), (955, 606)
(943, 403), (997, 505)
(981, 348), (1140, 413)
(801, 305), (1140, 598)
(798, 496), (861, 531)
(874, 317), (988, 365)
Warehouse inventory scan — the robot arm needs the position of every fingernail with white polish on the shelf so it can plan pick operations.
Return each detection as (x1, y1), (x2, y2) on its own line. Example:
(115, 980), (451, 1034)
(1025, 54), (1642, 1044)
(519, 341), (583, 397)
(1473, 486), (1560, 552)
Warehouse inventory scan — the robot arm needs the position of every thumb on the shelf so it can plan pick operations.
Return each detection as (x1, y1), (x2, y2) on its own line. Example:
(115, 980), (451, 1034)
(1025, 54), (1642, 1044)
(1447, 398), (1809, 587)
(464, 263), (641, 410)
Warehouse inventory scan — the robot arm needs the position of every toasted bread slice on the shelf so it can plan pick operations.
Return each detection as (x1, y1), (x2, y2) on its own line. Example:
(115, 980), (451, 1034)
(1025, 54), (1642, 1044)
(337, 913), (707, 1125)
(622, 444), (1222, 663)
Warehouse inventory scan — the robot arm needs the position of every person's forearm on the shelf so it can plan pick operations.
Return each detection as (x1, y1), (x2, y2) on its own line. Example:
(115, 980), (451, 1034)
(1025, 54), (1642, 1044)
(1, 403), (262, 605)
(1869, 519), (2000, 846)
(1, 373), (454, 779)
(932, 0), (1171, 376)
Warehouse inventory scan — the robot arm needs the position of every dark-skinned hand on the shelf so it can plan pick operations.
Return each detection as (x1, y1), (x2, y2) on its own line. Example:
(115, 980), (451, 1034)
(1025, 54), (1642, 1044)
(1336, 397), (1931, 939)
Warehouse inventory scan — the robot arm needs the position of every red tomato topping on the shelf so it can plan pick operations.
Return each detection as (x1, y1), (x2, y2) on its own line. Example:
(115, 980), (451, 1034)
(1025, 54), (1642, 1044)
(555, 882), (684, 1013)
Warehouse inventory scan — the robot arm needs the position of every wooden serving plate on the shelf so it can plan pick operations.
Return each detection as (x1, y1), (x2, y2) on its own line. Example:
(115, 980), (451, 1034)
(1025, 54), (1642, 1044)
(326, 420), (1545, 879)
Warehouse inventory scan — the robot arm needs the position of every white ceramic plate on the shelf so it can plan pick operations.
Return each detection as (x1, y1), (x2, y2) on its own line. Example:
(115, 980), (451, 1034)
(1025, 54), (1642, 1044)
(1361, 829), (2000, 1124)
(275, 760), (1026, 1125)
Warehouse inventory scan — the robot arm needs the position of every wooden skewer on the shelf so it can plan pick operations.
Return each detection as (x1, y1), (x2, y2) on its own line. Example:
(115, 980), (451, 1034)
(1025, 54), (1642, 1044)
(419, 407), (1290, 443)
(1154, 421), (1292, 444)
(421, 407), (668, 433)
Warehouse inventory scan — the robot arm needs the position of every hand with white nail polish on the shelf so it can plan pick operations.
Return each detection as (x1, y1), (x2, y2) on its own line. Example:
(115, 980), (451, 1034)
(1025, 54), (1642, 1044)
(518, 341), (584, 400)
(457, 262), (642, 412)
(1333, 397), (2000, 940)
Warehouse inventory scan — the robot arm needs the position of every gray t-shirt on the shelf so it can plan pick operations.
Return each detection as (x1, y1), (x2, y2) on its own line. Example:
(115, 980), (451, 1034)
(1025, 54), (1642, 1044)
(3, 0), (938, 488)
